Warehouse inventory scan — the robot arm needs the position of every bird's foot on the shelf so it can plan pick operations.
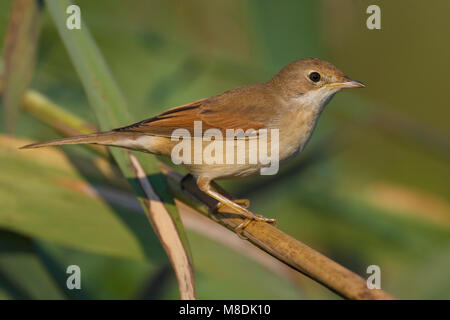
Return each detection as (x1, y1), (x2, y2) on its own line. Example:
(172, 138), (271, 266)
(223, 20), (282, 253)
(209, 200), (277, 239)
(234, 214), (278, 239)
(218, 198), (250, 209)
(208, 199), (250, 222)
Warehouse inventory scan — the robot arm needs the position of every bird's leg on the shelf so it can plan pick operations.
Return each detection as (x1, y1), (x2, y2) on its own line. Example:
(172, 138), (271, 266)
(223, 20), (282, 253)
(211, 181), (250, 208)
(180, 174), (224, 223)
(196, 177), (277, 236)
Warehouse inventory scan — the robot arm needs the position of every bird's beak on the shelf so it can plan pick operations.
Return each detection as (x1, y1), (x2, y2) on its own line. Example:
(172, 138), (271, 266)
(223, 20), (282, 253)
(326, 77), (365, 89)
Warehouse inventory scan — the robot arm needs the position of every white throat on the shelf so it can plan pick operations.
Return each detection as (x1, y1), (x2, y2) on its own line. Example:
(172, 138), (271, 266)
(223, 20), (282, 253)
(292, 86), (340, 112)
(278, 86), (340, 161)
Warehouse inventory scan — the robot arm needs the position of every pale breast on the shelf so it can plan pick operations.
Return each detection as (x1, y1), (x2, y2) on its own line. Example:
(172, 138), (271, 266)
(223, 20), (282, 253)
(277, 107), (322, 162)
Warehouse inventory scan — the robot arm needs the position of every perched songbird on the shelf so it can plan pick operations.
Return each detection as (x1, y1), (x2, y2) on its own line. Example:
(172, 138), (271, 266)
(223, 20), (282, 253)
(21, 58), (364, 233)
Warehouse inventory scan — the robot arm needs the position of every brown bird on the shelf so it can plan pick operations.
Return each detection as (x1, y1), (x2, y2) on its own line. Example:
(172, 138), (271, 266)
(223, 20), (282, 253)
(21, 58), (364, 233)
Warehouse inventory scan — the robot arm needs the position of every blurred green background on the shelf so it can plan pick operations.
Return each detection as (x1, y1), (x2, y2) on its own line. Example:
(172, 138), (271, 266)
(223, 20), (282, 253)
(1, 0), (449, 299)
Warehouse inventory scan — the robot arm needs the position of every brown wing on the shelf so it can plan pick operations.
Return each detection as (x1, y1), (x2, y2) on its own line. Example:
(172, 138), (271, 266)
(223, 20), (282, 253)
(113, 98), (267, 138)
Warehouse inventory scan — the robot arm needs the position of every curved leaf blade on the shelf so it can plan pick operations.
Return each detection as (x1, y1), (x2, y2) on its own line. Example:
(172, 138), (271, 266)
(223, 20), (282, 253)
(45, 0), (195, 299)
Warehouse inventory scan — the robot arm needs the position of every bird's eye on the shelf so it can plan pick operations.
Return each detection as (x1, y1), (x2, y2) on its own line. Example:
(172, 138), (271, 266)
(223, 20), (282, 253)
(309, 72), (321, 83)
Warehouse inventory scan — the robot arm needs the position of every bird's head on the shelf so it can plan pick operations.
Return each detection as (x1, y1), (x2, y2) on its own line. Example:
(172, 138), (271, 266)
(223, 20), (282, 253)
(270, 58), (365, 108)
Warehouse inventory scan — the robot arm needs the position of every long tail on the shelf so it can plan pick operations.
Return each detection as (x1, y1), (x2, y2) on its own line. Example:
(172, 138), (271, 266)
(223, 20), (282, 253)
(20, 131), (120, 149)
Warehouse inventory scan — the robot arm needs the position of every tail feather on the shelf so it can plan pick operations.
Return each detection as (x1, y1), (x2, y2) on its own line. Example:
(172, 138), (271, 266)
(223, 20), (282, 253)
(20, 132), (118, 149)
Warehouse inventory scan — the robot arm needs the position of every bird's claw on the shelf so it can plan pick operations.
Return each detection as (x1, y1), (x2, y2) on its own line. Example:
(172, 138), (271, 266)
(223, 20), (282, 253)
(234, 214), (278, 240)
(209, 198), (277, 240)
